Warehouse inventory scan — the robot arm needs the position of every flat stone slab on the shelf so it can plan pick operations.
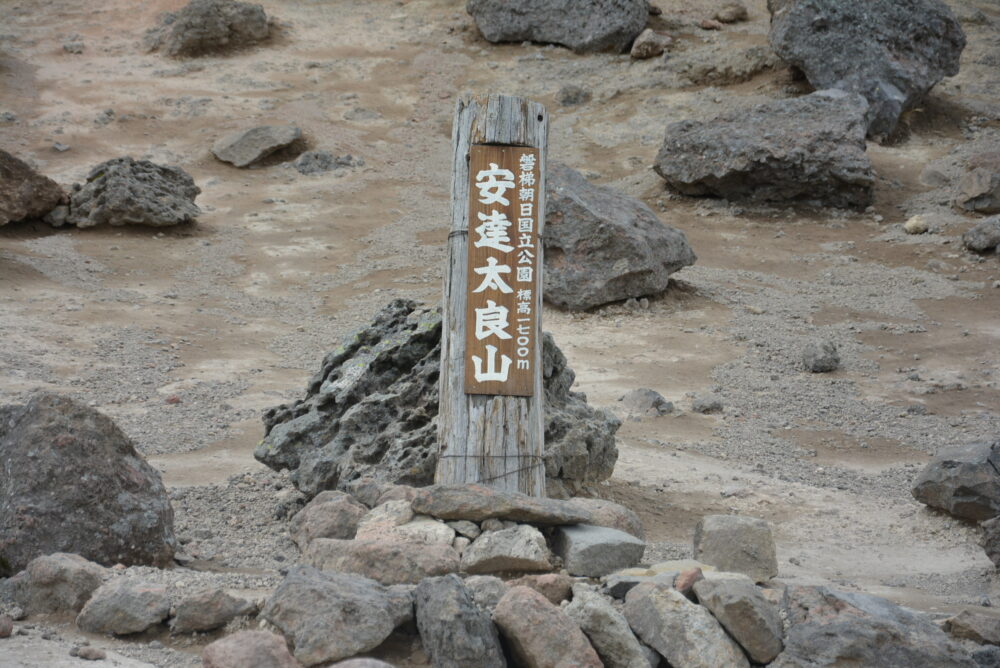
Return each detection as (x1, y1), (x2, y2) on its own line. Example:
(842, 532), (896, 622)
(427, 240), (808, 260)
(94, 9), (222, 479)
(411, 484), (592, 525)
(212, 125), (301, 167)
(552, 524), (646, 577)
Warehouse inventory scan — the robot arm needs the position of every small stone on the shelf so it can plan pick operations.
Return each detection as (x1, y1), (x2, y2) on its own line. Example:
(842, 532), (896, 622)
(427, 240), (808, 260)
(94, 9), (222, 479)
(715, 2), (749, 22)
(692, 393), (723, 414)
(447, 520), (481, 540)
(461, 524), (552, 574)
(76, 579), (171, 635)
(802, 340), (840, 373)
(509, 573), (574, 605)
(556, 85), (591, 106)
(700, 18), (724, 30)
(955, 168), (1000, 215)
(464, 575), (507, 611)
(0, 615), (12, 638)
(673, 568), (704, 600)
(289, 490), (368, 548)
(693, 515), (778, 582)
(493, 586), (602, 668)
(212, 126), (301, 168)
(552, 524), (645, 577)
(76, 647), (106, 661)
(202, 630), (299, 668)
(620, 389), (674, 417)
(904, 215), (929, 234)
(963, 217), (1000, 252)
(630, 28), (672, 59)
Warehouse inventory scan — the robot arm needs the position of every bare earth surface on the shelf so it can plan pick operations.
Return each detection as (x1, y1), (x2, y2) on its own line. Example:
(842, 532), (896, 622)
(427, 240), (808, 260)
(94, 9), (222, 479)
(2, 0), (999, 665)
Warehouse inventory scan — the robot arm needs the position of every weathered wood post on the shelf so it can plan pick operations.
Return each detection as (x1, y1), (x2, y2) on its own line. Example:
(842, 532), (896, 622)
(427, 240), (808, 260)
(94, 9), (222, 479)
(435, 94), (548, 496)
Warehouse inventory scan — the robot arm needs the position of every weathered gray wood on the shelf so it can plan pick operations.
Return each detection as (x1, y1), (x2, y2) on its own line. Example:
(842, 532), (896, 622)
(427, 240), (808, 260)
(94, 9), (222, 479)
(436, 94), (548, 496)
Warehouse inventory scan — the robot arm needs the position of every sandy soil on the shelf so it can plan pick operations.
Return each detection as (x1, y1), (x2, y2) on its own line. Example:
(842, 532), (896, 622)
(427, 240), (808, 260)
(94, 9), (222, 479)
(2, 0), (1000, 665)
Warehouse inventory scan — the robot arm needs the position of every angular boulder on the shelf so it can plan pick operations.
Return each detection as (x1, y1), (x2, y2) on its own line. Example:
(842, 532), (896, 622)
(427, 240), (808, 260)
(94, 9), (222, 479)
(624, 582), (750, 668)
(772, 585), (976, 667)
(288, 490), (367, 548)
(212, 126), (302, 168)
(76, 579), (171, 635)
(545, 163), (695, 310)
(768, 0), (965, 138)
(461, 525), (552, 574)
(65, 157), (200, 228)
(565, 584), (651, 668)
(493, 586), (602, 668)
(202, 630), (299, 668)
(0, 150), (64, 225)
(3, 553), (107, 615)
(963, 217), (1000, 253)
(655, 90), (874, 210)
(551, 524), (645, 577)
(304, 537), (460, 585)
(955, 168), (1000, 215)
(692, 578), (784, 664)
(260, 567), (407, 666)
(0, 393), (176, 576)
(255, 300), (620, 499)
(414, 574), (506, 668)
(466, 0), (648, 54)
(693, 515), (778, 582)
(911, 440), (1000, 521)
(146, 0), (270, 57)
(170, 588), (256, 634)
(944, 608), (1000, 645)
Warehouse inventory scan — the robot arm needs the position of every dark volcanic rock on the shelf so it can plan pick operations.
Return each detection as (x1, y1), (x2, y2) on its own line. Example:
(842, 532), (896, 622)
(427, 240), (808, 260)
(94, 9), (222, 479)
(0, 394), (175, 576)
(466, 0), (648, 54)
(955, 168), (1000, 215)
(146, 0), (270, 57)
(912, 440), (1000, 521)
(414, 574), (506, 668)
(545, 163), (695, 310)
(768, 0), (965, 139)
(66, 157), (200, 228)
(0, 150), (64, 225)
(963, 217), (1000, 253)
(772, 585), (975, 667)
(655, 90), (874, 209)
(981, 516), (1000, 568)
(255, 300), (620, 499)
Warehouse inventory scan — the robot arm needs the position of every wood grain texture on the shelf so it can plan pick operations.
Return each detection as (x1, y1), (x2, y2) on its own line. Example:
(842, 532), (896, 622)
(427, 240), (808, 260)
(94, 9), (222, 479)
(436, 94), (548, 496)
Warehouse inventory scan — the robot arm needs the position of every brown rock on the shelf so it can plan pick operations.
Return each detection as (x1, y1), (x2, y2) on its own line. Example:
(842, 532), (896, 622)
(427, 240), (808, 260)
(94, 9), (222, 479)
(715, 2), (749, 23)
(77, 647), (107, 661)
(630, 28), (672, 59)
(202, 630), (300, 668)
(305, 538), (460, 585)
(510, 573), (574, 605)
(493, 586), (602, 668)
(0, 150), (64, 225)
(289, 491), (367, 548)
(170, 588), (256, 634)
(944, 607), (1000, 645)
(0, 614), (13, 638)
(700, 18), (724, 30)
(411, 484), (591, 525)
(674, 568), (704, 600)
(4, 553), (107, 615)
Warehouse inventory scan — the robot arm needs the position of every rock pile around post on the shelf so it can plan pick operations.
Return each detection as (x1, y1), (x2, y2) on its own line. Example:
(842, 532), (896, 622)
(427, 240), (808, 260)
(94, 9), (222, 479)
(0, 393), (176, 576)
(0, 150), (65, 225)
(145, 0), (271, 58)
(654, 90), (875, 210)
(255, 299), (621, 499)
(768, 0), (965, 139)
(57, 157), (201, 228)
(544, 163), (696, 310)
(466, 0), (649, 54)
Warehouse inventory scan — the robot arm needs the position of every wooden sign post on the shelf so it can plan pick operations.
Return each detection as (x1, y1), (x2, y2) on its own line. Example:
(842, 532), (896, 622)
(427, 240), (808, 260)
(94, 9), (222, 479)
(436, 94), (548, 496)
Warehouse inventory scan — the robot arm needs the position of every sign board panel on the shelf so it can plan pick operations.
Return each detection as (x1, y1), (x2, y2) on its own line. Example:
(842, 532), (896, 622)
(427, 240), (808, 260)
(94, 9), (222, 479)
(464, 144), (540, 397)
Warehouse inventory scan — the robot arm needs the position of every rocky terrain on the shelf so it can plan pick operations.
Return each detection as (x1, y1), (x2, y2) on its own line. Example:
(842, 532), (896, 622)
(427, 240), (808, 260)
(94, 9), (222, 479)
(2, 0), (1000, 666)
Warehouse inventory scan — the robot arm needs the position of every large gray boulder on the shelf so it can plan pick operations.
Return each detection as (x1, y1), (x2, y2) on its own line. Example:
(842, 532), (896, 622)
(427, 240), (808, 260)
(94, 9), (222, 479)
(0, 394), (176, 576)
(772, 586), (976, 667)
(461, 525), (553, 574)
(768, 0), (965, 139)
(466, 0), (648, 54)
(146, 0), (270, 57)
(255, 300), (620, 499)
(0, 150), (64, 225)
(551, 524), (645, 577)
(693, 515), (778, 583)
(65, 157), (200, 228)
(545, 163), (695, 311)
(655, 90), (874, 210)
(414, 574), (506, 668)
(911, 440), (1000, 521)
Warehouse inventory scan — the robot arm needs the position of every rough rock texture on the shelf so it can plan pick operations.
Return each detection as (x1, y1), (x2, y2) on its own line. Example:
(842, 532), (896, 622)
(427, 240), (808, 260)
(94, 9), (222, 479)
(304, 537), (460, 585)
(945, 608), (1000, 645)
(461, 524), (553, 574)
(773, 585), (976, 667)
(552, 524), (645, 577)
(963, 217), (1000, 253)
(509, 573), (573, 605)
(0, 393), (176, 576)
(212, 126), (302, 168)
(654, 90), (874, 210)
(201, 630), (299, 668)
(768, 0), (966, 138)
(466, 0), (649, 54)
(0, 150), (64, 225)
(625, 583), (750, 668)
(565, 584), (651, 668)
(170, 588), (256, 634)
(76, 580), (171, 635)
(564, 497), (644, 539)
(802, 340), (840, 373)
(692, 578), (783, 663)
(911, 440), (1000, 521)
(2, 553), (107, 615)
(146, 0), (270, 57)
(256, 300), (620, 499)
(465, 575), (507, 610)
(65, 157), (200, 228)
(288, 490), (367, 548)
(545, 163), (695, 310)
(414, 574), (506, 668)
(982, 517), (1000, 568)
(260, 567), (405, 666)
(620, 388), (673, 418)
(630, 29), (671, 59)
(293, 150), (364, 175)
(493, 586), (603, 668)
(412, 484), (591, 525)
(693, 515), (778, 582)
(955, 169), (1000, 215)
